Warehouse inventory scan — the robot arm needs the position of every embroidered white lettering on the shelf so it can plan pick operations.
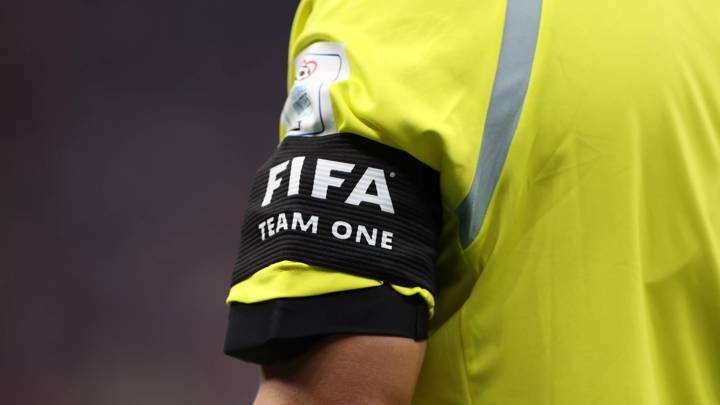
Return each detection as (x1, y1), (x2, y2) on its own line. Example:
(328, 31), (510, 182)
(258, 221), (267, 241)
(331, 220), (353, 240)
(276, 213), (288, 232)
(291, 212), (319, 233)
(266, 217), (276, 236)
(345, 167), (395, 214)
(381, 231), (394, 250)
(355, 225), (378, 246)
(288, 156), (305, 196)
(262, 161), (289, 207)
(312, 159), (355, 199)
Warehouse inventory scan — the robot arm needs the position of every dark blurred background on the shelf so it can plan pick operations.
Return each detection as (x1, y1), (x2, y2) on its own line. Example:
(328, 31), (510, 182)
(2, 1), (296, 404)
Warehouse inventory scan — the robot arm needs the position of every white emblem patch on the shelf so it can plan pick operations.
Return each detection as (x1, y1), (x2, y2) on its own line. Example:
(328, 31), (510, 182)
(281, 42), (350, 137)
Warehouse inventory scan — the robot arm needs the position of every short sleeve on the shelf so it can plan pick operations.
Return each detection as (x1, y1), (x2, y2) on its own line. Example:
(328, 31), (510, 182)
(223, 2), (445, 364)
(223, 133), (442, 364)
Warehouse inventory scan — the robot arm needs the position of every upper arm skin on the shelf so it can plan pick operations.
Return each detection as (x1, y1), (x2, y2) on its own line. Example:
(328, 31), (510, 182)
(254, 335), (427, 405)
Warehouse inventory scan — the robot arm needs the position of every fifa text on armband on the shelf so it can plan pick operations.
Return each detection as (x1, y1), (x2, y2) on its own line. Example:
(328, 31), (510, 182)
(256, 156), (396, 249)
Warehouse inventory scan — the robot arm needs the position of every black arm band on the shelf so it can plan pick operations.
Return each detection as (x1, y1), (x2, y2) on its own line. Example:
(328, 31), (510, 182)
(223, 284), (428, 364)
(230, 133), (442, 293)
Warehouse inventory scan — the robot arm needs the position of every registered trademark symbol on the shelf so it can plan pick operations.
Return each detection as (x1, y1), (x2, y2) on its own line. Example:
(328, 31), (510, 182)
(389, 172), (396, 178)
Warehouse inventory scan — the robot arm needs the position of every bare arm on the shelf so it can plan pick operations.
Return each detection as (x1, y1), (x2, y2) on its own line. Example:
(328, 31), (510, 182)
(254, 335), (427, 405)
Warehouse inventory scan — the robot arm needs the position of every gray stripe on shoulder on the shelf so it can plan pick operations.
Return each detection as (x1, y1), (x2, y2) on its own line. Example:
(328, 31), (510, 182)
(457, 0), (543, 248)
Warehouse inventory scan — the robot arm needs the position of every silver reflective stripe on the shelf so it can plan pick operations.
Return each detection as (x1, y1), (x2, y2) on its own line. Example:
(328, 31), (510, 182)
(456, 0), (543, 248)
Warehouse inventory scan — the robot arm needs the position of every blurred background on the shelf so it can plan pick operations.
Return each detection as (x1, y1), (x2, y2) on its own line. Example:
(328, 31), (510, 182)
(2, 1), (296, 404)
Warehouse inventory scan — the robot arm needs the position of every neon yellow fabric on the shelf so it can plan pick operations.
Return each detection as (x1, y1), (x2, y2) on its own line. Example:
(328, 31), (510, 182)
(390, 285), (436, 319)
(227, 261), (436, 317)
(226, 261), (382, 302)
(229, 0), (720, 403)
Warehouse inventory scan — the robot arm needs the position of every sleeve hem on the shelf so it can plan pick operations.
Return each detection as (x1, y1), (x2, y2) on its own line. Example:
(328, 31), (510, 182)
(223, 284), (428, 364)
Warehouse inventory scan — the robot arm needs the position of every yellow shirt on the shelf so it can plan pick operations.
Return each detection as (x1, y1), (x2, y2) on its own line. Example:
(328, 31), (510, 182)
(228, 0), (720, 403)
